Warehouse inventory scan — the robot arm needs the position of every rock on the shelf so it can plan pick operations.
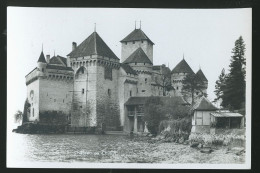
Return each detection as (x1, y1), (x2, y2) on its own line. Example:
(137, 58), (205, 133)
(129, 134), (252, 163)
(190, 142), (199, 148)
(198, 143), (203, 148)
(200, 149), (213, 154)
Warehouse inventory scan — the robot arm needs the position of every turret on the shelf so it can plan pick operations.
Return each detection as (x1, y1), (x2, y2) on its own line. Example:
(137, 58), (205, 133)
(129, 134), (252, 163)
(120, 28), (154, 63)
(37, 51), (47, 73)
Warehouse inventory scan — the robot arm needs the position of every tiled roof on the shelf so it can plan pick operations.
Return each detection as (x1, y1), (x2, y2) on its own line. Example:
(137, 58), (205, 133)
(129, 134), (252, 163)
(125, 96), (189, 106)
(46, 64), (73, 71)
(210, 112), (243, 117)
(192, 96), (218, 111)
(171, 59), (194, 74)
(120, 29), (154, 45)
(120, 63), (137, 75)
(37, 51), (47, 63)
(49, 55), (67, 66)
(123, 47), (152, 64)
(195, 69), (208, 82)
(67, 32), (119, 60)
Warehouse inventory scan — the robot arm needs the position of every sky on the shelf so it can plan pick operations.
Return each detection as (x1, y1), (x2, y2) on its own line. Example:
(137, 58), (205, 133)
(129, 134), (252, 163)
(7, 7), (252, 122)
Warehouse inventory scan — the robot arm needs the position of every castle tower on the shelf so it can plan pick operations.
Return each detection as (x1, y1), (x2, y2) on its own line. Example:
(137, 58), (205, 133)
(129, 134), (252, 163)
(120, 28), (154, 63)
(37, 51), (47, 73)
(67, 31), (121, 130)
(195, 68), (208, 95)
(171, 58), (194, 96)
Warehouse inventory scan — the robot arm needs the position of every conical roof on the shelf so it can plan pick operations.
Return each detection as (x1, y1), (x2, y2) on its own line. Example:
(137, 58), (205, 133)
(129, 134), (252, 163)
(67, 32), (119, 60)
(195, 69), (208, 82)
(37, 51), (47, 63)
(123, 47), (152, 64)
(192, 96), (218, 111)
(171, 59), (194, 74)
(120, 29), (154, 45)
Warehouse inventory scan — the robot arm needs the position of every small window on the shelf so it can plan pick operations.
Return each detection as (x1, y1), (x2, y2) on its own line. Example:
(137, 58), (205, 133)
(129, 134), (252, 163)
(137, 88), (138, 93)
(82, 89), (84, 94)
(144, 63), (145, 65)
(135, 62), (137, 65)
(142, 90), (146, 92)
(42, 69), (44, 72)
(125, 42), (127, 45)
(141, 40), (143, 43)
(130, 90), (132, 97)
(145, 78), (147, 84)
(63, 99), (64, 103)
(196, 92), (199, 95)
(80, 105), (82, 108)
(177, 87), (179, 90)
(108, 89), (111, 97)
(32, 108), (34, 117)
(133, 41), (135, 44)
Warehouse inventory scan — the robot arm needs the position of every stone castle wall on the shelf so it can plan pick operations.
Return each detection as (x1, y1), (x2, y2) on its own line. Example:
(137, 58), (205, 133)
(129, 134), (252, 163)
(26, 78), (39, 122)
(96, 64), (121, 130)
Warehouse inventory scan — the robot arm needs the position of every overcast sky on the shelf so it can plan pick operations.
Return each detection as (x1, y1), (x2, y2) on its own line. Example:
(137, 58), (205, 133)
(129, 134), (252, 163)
(7, 7), (251, 119)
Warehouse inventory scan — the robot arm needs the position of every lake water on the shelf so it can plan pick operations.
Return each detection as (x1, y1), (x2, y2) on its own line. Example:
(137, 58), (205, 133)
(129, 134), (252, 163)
(7, 132), (246, 168)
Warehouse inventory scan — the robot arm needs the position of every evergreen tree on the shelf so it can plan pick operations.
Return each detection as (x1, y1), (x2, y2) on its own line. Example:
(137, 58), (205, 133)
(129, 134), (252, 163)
(213, 68), (228, 107)
(181, 73), (205, 105)
(216, 36), (246, 110)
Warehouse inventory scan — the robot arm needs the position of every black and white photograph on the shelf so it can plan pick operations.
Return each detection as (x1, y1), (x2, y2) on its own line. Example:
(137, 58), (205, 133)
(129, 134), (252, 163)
(6, 7), (251, 169)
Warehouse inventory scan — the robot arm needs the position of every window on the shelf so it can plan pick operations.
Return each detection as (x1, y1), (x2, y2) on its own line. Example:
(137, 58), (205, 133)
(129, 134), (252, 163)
(137, 88), (138, 93)
(133, 41), (135, 44)
(135, 62), (137, 65)
(32, 108), (34, 117)
(108, 89), (111, 97)
(42, 68), (44, 72)
(177, 87), (179, 90)
(82, 89), (84, 94)
(104, 67), (112, 80)
(196, 92), (199, 95)
(130, 90), (132, 97)
(145, 78), (147, 84)
(144, 63), (146, 65)
(125, 42), (127, 45)
(63, 99), (64, 103)
(141, 40), (143, 43)
(142, 90), (146, 92)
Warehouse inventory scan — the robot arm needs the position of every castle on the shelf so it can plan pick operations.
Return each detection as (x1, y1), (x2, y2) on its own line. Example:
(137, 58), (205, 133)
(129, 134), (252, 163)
(25, 26), (208, 133)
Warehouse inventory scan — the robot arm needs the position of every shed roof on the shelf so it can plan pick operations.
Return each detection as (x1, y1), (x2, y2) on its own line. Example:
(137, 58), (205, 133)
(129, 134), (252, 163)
(67, 32), (119, 60)
(171, 59), (194, 74)
(120, 29), (154, 45)
(210, 112), (243, 117)
(125, 96), (189, 106)
(123, 47), (152, 64)
(192, 96), (218, 111)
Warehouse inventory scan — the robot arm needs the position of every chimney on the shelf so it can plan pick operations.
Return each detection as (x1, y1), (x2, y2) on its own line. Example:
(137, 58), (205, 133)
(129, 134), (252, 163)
(72, 42), (77, 51)
(46, 55), (50, 63)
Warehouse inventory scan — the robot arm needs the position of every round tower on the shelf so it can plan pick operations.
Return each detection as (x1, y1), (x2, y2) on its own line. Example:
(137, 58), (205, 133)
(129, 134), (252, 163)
(37, 51), (47, 73)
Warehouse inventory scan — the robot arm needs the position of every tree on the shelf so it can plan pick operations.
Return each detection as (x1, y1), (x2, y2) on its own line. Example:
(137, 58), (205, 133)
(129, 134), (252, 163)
(213, 68), (228, 107)
(143, 96), (166, 135)
(163, 98), (190, 120)
(215, 36), (246, 110)
(14, 110), (23, 124)
(181, 73), (205, 105)
(160, 65), (174, 96)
